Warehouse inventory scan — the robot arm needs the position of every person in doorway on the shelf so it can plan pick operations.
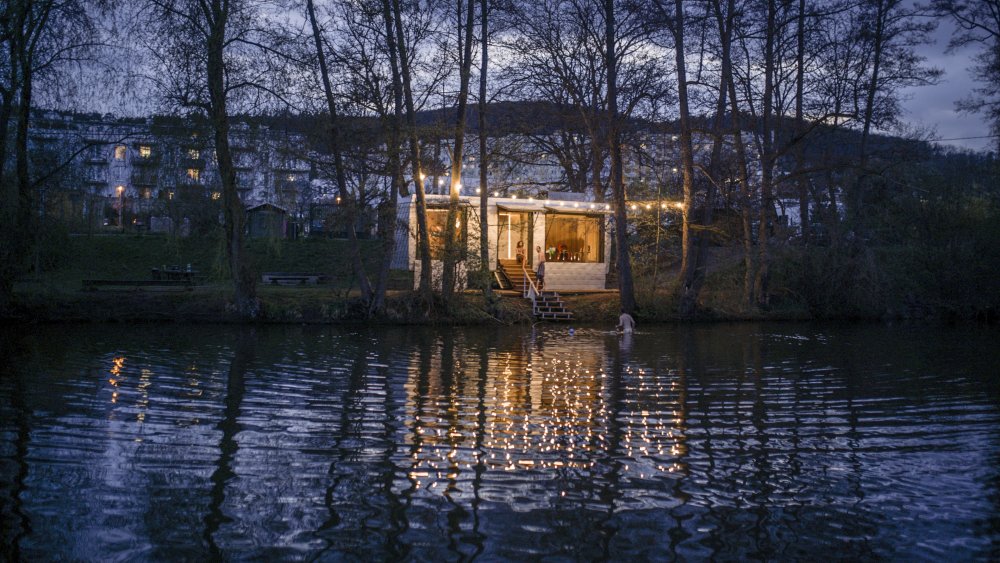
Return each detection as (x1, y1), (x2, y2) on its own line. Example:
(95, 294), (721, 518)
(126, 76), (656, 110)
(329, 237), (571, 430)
(536, 257), (545, 290)
(516, 240), (526, 264)
(617, 310), (635, 334)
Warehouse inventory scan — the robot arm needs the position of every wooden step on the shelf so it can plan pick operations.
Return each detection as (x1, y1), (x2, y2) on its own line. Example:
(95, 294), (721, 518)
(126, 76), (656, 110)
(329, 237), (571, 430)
(537, 312), (573, 320)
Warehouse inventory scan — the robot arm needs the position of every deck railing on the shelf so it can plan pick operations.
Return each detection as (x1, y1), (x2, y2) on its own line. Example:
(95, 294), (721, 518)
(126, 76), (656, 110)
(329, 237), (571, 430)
(520, 259), (540, 301)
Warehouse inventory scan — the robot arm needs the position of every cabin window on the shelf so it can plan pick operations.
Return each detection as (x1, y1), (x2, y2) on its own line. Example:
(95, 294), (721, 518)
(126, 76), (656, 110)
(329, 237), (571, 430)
(545, 213), (603, 263)
(427, 208), (467, 260)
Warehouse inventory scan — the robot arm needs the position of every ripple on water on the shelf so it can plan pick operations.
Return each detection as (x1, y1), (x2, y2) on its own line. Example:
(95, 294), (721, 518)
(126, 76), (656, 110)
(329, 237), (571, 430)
(1, 323), (998, 560)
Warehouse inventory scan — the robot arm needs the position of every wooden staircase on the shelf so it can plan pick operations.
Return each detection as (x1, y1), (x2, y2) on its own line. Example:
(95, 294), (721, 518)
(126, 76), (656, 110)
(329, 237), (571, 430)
(532, 291), (573, 321)
(498, 259), (536, 293)
(497, 259), (574, 321)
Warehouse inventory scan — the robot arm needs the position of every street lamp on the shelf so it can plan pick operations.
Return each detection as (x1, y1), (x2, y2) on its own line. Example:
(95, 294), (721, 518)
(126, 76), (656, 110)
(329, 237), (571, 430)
(116, 185), (125, 233)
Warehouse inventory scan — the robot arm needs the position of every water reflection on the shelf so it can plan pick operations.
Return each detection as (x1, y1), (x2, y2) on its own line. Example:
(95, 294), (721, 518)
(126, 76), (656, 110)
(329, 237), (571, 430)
(1, 323), (999, 560)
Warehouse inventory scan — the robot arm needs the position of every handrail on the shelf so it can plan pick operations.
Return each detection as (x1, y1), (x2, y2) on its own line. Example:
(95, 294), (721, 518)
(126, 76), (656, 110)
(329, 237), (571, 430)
(521, 259), (540, 300)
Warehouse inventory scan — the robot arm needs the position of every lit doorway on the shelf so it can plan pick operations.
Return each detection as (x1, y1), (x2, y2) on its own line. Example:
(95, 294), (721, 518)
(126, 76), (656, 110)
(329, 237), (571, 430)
(497, 211), (532, 264)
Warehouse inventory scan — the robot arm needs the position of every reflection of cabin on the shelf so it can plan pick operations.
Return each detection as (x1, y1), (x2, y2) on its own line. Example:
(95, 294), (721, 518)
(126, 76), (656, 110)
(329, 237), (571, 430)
(247, 203), (289, 238)
(392, 192), (613, 291)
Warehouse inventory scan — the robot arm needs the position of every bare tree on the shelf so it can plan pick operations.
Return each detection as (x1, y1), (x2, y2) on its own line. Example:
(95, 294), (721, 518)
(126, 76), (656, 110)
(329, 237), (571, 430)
(933, 0), (1000, 151)
(476, 0), (492, 302)
(143, 0), (294, 318)
(305, 0), (374, 306)
(388, 0), (433, 302)
(441, 0), (476, 302)
(604, 0), (637, 314)
(0, 0), (99, 306)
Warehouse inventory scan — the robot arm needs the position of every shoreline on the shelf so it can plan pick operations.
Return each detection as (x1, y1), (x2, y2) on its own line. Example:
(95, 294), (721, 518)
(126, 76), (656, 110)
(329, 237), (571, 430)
(4, 284), (985, 325)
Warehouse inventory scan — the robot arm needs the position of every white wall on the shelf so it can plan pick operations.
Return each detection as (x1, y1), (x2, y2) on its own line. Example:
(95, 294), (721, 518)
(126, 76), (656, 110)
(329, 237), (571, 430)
(544, 263), (606, 291)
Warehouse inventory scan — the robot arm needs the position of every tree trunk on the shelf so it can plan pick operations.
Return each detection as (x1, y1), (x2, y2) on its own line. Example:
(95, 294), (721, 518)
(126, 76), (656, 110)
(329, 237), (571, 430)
(14, 3), (35, 289)
(714, 0), (754, 309)
(794, 0), (810, 244)
(206, 0), (258, 318)
(391, 0), (432, 301)
(477, 0), (492, 302)
(372, 0), (407, 315)
(672, 0), (700, 316)
(605, 0), (636, 314)
(680, 0), (735, 318)
(442, 0), (476, 303)
(855, 0), (886, 230)
(0, 86), (18, 306)
(306, 0), (373, 306)
(755, 0), (777, 308)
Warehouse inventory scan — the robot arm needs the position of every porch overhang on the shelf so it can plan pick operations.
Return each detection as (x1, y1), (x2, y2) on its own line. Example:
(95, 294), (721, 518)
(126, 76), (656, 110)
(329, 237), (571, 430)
(496, 203), (540, 213)
(543, 205), (613, 216)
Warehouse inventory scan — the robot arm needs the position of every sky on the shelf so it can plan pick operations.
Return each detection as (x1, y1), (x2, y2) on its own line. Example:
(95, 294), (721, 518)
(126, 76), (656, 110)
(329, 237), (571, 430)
(903, 16), (994, 153)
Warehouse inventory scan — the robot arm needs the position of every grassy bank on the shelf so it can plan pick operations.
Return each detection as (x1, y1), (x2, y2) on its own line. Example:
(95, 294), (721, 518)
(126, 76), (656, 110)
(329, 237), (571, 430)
(5, 231), (997, 324)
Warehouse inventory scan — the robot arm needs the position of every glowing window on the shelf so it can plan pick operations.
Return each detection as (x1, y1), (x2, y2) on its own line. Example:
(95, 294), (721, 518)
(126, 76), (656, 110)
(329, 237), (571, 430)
(114, 145), (126, 160)
(188, 148), (200, 159)
(427, 208), (467, 260)
(545, 213), (603, 263)
(187, 168), (200, 182)
(139, 145), (151, 158)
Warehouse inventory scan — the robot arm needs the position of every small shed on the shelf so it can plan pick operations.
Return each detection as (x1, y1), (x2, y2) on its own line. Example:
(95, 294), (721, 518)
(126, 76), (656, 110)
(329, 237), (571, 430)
(247, 203), (289, 239)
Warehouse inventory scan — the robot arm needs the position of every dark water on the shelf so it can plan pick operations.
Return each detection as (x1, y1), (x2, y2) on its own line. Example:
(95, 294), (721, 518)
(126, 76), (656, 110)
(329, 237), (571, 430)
(1, 323), (998, 561)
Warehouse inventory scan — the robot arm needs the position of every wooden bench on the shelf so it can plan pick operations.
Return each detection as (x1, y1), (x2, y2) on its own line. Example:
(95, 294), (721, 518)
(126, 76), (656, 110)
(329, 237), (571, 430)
(261, 272), (328, 286)
(82, 279), (195, 291)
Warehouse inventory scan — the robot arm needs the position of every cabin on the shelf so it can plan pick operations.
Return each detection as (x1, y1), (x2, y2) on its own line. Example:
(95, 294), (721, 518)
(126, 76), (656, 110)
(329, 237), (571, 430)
(247, 203), (290, 239)
(392, 192), (614, 291)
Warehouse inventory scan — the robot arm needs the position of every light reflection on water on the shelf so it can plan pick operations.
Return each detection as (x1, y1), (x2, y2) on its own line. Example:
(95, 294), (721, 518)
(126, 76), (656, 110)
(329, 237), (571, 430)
(1, 323), (999, 560)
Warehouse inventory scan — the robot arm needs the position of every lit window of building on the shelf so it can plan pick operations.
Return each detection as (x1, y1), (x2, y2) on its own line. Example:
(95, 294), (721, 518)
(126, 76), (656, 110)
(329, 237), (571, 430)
(211, 192), (221, 200)
(187, 168), (200, 182)
(188, 148), (200, 159)
(427, 208), (468, 260)
(114, 145), (126, 160)
(139, 145), (151, 158)
(545, 213), (604, 263)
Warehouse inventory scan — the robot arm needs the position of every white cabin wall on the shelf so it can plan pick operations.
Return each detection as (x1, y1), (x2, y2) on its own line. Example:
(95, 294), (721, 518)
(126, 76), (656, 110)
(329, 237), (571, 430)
(488, 205), (499, 270)
(544, 263), (606, 290)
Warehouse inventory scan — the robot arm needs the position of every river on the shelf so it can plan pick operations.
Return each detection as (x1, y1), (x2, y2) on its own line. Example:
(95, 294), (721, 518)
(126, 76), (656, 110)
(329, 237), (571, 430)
(1, 323), (998, 560)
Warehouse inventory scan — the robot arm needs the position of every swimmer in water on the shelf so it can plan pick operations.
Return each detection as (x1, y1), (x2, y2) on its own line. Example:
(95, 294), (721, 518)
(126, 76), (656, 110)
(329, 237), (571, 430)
(617, 311), (635, 334)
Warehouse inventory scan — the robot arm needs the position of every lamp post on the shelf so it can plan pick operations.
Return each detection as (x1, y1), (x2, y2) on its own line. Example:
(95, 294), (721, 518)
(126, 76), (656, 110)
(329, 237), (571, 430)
(116, 185), (125, 233)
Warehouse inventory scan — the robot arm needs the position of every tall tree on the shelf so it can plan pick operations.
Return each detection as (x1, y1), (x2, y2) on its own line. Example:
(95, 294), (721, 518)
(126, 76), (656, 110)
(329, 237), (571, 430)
(476, 0), (492, 302)
(0, 0), (98, 307)
(441, 0), (476, 302)
(145, 0), (293, 318)
(933, 0), (1000, 152)
(389, 0), (433, 301)
(305, 0), (374, 307)
(850, 0), (938, 230)
(604, 0), (637, 314)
